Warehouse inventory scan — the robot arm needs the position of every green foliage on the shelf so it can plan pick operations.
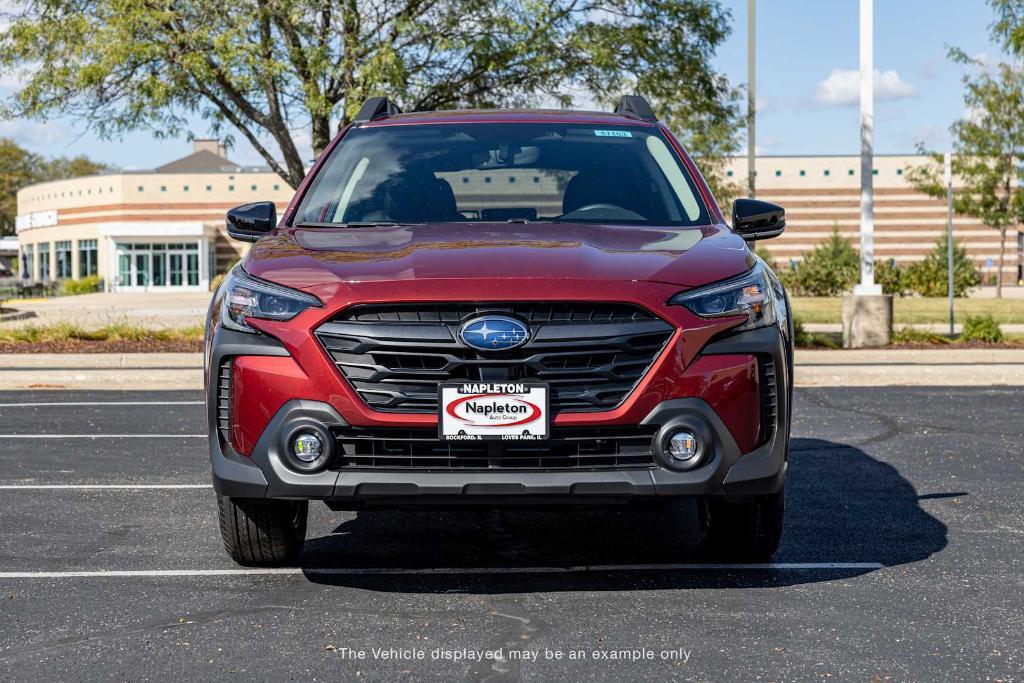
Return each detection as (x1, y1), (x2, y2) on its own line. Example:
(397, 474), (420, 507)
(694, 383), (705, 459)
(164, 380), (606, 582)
(791, 316), (838, 348)
(906, 44), (1024, 297)
(0, 0), (741, 190)
(903, 239), (980, 297)
(891, 327), (951, 345)
(874, 259), (908, 296)
(961, 314), (1004, 343)
(0, 323), (203, 344)
(59, 276), (102, 295)
(780, 229), (859, 297)
(1, 137), (111, 236)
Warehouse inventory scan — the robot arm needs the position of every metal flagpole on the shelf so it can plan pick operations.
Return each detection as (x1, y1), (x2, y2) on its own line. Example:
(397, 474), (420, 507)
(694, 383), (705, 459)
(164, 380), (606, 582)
(945, 152), (954, 336)
(747, 0), (756, 198)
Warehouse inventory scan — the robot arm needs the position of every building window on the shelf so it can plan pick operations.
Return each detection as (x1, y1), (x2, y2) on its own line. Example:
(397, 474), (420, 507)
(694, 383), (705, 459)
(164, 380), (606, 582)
(896, 168), (904, 176)
(160, 185), (167, 192)
(462, 177), (469, 183)
(55, 241), (73, 279)
(824, 169), (830, 176)
(533, 176), (540, 183)
(726, 170), (734, 177)
(38, 242), (51, 280)
(183, 185), (189, 192)
(484, 177), (491, 184)
(206, 185), (212, 191)
(228, 185), (235, 191)
(848, 169), (855, 176)
(775, 170), (782, 177)
(78, 239), (98, 278)
(273, 184), (280, 191)
(799, 170), (806, 177)
(138, 186), (144, 192)
(872, 169), (878, 175)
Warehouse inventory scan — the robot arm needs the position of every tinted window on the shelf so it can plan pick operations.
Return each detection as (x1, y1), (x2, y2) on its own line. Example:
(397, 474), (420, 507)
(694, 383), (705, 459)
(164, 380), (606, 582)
(294, 123), (709, 226)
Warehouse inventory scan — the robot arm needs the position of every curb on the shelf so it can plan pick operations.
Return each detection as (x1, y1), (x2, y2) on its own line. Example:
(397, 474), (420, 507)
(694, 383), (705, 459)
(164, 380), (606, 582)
(0, 309), (36, 323)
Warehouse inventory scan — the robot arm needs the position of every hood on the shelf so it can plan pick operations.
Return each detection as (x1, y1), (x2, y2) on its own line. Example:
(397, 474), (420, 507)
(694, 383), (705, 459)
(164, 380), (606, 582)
(244, 222), (751, 291)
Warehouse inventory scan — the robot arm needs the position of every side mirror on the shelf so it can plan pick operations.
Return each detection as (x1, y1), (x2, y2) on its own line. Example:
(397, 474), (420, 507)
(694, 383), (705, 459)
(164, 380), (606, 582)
(732, 198), (785, 241)
(226, 201), (276, 242)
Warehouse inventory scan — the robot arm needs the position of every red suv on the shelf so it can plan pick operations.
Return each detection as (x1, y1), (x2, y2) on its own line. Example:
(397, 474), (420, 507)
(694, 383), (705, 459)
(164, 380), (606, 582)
(207, 96), (792, 566)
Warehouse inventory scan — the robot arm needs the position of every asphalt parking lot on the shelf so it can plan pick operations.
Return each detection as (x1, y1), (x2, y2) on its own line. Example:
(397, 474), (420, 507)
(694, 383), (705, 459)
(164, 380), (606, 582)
(0, 387), (1021, 680)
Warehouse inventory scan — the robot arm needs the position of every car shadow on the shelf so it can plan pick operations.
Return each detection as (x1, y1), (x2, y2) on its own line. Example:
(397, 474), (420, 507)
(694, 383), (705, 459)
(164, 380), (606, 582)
(298, 438), (951, 592)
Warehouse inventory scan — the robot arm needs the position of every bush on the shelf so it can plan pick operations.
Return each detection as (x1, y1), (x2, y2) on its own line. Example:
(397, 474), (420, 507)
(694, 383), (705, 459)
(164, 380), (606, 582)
(209, 273), (226, 292)
(792, 316), (839, 348)
(874, 259), (908, 296)
(960, 314), (1003, 343)
(891, 327), (950, 345)
(60, 276), (102, 296)
(904, 239), (980, 297)
(754, 245), (776, 269)
(781, 228), (859, 296)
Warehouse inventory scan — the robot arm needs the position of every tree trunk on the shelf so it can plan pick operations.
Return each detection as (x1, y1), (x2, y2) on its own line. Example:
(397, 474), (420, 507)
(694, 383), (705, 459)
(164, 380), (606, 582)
(311, 114), (332, 161)
(997, 226), (1006, 299)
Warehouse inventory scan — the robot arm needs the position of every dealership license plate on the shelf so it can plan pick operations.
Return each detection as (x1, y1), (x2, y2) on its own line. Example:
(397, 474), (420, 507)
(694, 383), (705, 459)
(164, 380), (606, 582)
(439, 383), (549, 440)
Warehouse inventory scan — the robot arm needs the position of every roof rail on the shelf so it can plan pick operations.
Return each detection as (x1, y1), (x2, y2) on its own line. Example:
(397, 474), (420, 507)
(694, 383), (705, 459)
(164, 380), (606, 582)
(353, 97), (403, 123)
(614, 95), (657, 122)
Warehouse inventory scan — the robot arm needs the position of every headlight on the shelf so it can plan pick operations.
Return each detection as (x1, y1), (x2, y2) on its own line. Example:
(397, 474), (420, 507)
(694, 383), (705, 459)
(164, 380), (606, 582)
(219, 267), (322, 333)
(669, 261), (777, 332)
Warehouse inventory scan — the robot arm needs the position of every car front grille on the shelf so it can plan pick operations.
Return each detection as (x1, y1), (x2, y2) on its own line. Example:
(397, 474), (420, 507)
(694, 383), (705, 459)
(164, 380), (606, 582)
(314, 303), (675, 414)
(333, 426), (659, 470)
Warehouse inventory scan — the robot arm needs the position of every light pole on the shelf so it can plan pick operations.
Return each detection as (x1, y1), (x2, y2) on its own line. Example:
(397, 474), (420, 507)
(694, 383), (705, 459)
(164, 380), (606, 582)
(747, 0), (756, 198)
(855, 0), (879, 295)
(842, 0), (893, 347)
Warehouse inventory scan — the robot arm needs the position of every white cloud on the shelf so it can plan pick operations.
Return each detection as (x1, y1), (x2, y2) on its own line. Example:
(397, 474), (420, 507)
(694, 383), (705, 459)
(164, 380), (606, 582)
(0, 118), (71, 147)
(815, 68), (917, 106)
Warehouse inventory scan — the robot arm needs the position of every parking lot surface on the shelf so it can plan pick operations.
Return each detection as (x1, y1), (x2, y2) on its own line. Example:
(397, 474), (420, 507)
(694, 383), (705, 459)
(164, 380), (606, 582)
(0, 387), (1021, 680)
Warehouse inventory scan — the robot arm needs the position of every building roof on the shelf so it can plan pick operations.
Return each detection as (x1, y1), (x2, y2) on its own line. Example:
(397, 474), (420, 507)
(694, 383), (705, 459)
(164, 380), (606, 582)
(154, 149), (241, 174)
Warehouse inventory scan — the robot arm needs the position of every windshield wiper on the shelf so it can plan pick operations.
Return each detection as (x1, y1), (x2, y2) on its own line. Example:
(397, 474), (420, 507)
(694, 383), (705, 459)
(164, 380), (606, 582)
(293, 221), (398, 229)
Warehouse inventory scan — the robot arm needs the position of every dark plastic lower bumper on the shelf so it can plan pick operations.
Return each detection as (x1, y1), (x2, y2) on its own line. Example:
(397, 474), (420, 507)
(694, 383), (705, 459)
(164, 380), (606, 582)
(208, 326), (791, 506)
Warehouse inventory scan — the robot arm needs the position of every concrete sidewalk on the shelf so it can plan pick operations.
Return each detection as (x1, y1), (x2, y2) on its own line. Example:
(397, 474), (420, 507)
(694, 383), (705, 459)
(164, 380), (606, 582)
(805, 322), (1024, 334)
(1, 348), (1022, 390)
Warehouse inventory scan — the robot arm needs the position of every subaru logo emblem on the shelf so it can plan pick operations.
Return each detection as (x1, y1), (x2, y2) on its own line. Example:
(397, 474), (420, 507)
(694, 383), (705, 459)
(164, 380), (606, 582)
(459, 316), (530, 351)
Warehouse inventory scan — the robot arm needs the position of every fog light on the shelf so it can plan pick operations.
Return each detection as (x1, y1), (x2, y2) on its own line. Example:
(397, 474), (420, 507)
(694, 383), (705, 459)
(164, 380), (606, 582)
(668, 431), (700, 463)
(291, 433), (323, 463)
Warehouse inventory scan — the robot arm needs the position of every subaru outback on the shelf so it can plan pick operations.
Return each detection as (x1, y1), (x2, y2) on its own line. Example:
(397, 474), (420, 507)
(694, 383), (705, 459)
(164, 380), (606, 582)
(206, 95), (792, 566)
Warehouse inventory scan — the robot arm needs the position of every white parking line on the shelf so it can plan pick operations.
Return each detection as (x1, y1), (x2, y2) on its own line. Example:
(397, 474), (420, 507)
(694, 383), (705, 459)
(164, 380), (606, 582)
(0, 484), (211, 490)
(0, 401), (204, 407)
(0, 563), (885, 579)
(0, 434), (204, 439)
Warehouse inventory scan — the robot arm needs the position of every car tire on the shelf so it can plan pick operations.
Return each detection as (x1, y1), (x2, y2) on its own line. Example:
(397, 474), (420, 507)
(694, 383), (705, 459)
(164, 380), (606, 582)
(217, 495), (307, 566)
(697, 488), (784, 562)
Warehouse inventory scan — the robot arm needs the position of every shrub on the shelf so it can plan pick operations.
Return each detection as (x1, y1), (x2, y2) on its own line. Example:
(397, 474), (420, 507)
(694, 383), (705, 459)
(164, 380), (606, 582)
(960, 314), (1003, 343)
(754, 245), (776, 269)
(60, 276), (102, 296)
(874, 259), (908, 296)
(904, 239), (980, 297)
(209, 273), (226, 292)
(791, 316), (839, 348)
(782, 228), (859, 296)
(891, 327), (950, 345)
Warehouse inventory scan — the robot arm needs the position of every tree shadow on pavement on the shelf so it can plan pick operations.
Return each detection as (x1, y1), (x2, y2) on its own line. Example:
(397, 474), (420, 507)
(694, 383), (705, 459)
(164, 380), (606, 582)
(300, 438), (950, 592)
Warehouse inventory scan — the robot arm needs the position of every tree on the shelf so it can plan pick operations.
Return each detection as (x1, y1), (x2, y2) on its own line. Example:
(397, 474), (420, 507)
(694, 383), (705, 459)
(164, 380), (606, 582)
(0, 138), (111, 236)
(906, 51), (1024, 298)
(903, 238), (980, 297)
(0, 0), (742, 193)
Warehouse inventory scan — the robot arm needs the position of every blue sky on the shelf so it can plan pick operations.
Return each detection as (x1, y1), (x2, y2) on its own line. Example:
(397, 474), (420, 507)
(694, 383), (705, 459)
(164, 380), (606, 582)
(0, 0), (1008, 167)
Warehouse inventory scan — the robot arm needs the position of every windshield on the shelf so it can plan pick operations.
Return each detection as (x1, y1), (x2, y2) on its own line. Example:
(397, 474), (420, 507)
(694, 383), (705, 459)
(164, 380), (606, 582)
(293, 123), (710, 227)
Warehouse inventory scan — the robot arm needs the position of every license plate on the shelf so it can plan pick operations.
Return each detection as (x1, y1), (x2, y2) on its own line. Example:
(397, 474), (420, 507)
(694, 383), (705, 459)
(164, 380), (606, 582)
(439, 383), (549, 440)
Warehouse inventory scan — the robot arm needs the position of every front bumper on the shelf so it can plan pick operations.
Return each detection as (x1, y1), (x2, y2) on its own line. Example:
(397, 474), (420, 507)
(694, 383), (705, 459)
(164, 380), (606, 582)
(208, 326), (790, 506)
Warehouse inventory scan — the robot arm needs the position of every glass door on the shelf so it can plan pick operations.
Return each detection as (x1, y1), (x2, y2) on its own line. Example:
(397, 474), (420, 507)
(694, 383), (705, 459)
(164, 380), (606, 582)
(133, 252), (151, 287)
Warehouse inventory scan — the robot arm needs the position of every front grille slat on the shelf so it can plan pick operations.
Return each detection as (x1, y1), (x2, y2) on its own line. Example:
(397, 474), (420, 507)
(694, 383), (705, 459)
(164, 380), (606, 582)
(316, 302), (674, 414)
(216, 360), (232, 446)
(333, 427), (658, 470)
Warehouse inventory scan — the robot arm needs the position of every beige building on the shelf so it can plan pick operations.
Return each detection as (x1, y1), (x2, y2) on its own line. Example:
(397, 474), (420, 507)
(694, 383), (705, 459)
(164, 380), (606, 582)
(725, 154), (1022, 284)
(15, 140), (293, 291)
(15, 148), (1023, 290)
